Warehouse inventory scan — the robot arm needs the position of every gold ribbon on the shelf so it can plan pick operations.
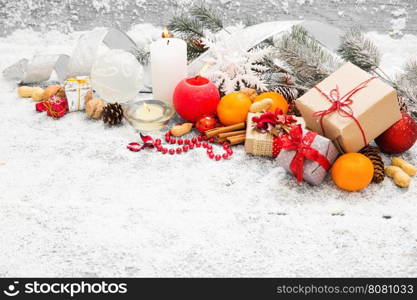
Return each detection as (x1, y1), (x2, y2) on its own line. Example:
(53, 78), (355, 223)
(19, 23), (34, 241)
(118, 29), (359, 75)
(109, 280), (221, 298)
(66, 77), (89, 111)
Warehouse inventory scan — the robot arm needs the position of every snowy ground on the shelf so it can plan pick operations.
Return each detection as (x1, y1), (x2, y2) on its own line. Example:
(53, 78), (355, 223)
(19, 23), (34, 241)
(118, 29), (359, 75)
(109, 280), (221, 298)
(0, 25), (417, 277)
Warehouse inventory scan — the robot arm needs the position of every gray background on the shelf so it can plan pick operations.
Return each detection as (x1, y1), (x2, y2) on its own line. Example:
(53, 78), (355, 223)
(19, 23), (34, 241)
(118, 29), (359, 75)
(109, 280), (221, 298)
(0, 0), (415, 37)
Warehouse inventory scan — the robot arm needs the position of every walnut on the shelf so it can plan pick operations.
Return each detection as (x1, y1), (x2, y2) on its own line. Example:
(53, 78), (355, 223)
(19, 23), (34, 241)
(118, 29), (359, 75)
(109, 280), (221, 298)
(85, 98), (105, 119)
(240, 88), (258, 101)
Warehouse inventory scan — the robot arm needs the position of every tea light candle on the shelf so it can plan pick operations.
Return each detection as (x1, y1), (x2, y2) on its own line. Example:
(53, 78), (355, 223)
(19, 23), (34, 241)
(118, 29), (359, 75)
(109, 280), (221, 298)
(125, 99), (175, 132)
(150, 36), (187, 105)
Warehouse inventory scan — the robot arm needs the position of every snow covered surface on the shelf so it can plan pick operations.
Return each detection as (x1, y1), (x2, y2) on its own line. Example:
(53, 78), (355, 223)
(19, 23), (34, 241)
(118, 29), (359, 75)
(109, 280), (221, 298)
(0, 25), (417, 277)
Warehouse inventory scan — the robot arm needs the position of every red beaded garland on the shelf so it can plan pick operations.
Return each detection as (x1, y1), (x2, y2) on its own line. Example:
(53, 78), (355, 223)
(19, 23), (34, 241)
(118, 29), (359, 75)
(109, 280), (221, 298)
(128, 129), (234, 161)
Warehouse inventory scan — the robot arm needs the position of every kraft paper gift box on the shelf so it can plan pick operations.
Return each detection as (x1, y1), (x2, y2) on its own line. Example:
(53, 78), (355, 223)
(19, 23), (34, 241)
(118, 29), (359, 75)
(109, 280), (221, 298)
(244, 112), (306, 157)
(295, 62), (401, 153)
(64, 76), (91, 112)
(276, 125), (339, 185)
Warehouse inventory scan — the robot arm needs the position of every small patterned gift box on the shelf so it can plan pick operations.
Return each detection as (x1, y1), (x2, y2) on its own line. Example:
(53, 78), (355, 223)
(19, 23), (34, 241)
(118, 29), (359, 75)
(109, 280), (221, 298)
(276, 125), (339, 185)
(64, 76), (91, 112)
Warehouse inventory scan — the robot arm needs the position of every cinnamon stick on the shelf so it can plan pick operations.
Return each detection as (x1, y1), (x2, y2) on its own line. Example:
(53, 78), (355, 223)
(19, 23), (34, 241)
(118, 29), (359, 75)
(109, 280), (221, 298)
(217, 130), (246, 138)
(226, 134), (245, 145)
(205, 122), (246, 138)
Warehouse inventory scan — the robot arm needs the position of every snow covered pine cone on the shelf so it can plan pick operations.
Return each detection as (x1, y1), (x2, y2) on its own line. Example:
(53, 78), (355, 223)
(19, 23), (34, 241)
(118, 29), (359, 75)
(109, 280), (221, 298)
(359, 145), (385, 183)
(103, 103), (124, 125)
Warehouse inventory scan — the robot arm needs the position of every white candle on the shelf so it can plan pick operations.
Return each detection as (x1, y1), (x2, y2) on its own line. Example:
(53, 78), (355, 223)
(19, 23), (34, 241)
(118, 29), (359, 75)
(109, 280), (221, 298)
(135, 102), (164, 121)
(150, 38), (187, 105)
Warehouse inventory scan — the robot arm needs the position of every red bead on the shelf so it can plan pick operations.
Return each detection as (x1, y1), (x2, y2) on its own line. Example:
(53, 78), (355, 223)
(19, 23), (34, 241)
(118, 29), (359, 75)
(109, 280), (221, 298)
(162, 148), (168, 154)
(222, 142), (229, 148)
(222, 153), (229, 160)
(215, 154), (221, 161)
(227, 149), (233, 155)
(197, 136), (203, 141)
(202, 142), (208, 148)
(169, 149), (175, 155)
(191, 137), (198, 144)
(196, 142), (201, 148)
(202, 136), (208, 141)
(165, 132), (171, 138)
(183, 145), (189, 152)
(156, 145), (162, 151)
(209, 137), (214, 143)
(208, 152), (215, 159)
(189, 144), (194, 149)
(184, 139), (190, 145)
(170, 138), (176, 144)
(155, 139), (161, 145)
(207, 149), (213, 154)
(176, 148), (182, 154)
(165, 136), (170, 142)
(207, 145), (213, 150)
(178, 139), (183, 145)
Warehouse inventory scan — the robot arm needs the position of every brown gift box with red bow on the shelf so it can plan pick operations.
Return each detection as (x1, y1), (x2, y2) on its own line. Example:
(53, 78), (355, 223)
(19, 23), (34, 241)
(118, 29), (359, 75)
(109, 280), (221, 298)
(295, 63), (401, 153)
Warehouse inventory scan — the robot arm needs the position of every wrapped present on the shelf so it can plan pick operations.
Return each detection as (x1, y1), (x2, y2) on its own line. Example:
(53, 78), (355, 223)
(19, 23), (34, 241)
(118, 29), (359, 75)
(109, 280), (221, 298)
(276, 125), (339, 185)
(35, 96), (68, 119)
(295, 62), (401, 153)
(244, 110), (305, 157)
(64, 76), (91, 112)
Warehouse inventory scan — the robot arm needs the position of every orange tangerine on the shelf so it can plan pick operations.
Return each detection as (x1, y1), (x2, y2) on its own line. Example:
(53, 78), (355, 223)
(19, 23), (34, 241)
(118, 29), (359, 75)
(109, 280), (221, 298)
(331, 153), (374, 192)
(254, 92), (289, 113)
(217, 92), (252, 126)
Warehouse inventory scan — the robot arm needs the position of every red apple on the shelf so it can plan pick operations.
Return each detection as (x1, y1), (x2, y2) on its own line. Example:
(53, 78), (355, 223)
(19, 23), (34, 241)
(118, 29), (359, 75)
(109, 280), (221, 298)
(173, 76), (220, 122)
(375, 112), (417, 154)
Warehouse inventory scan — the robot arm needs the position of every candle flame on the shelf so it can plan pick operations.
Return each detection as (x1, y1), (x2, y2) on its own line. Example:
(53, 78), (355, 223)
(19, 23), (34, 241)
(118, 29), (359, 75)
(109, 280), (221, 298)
(162, 27), (173, 38)
(143, 102), (151, 112)
(198, 62), (212, 77)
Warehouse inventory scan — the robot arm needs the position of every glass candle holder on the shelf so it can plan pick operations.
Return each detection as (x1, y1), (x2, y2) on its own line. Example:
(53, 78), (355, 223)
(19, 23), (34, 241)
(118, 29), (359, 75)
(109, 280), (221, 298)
(125, 99), (175, 131)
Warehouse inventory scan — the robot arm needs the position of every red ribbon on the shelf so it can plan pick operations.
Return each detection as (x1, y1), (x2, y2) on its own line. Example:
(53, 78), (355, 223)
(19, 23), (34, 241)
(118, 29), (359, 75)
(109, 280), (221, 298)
(279, 125), (331, 182)
(127, 134), (155, 152)
(252, 109), (298, 134)
(312, 77), (376, 147)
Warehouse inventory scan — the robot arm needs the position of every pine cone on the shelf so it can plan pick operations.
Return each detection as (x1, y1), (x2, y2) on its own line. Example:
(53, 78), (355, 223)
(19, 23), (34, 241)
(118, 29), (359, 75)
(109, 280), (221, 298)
(359, 145), (385, 183)
(275, 85), (301, 116)
(397, 95), (408, 112)
(103, 103), (124, 125)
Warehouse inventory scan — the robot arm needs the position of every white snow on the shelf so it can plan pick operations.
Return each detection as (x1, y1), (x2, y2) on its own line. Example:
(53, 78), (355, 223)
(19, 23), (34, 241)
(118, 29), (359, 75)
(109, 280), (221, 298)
(0, 24), (417, 277)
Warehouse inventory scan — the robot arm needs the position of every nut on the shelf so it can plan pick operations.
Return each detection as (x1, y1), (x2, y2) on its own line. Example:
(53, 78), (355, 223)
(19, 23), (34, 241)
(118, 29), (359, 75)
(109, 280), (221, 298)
(17, 86), (34, 98)
(31, 87), (45, 102)
(85, 98), (105, 119)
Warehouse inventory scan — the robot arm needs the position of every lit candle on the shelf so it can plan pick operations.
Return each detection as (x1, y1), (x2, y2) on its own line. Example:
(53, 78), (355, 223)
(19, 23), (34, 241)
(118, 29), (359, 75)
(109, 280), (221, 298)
(135, 102), (164, 121)
(150, 29), (187, 105)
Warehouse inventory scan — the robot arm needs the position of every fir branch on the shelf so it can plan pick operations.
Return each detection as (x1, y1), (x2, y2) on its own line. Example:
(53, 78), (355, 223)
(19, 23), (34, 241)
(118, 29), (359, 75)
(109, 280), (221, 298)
(274, 25), (340, 87)
(189, 4), (227, 33)
(168, 15), (205, 39)
(395, 60), (417, 118)
(337, 28), (380, 72)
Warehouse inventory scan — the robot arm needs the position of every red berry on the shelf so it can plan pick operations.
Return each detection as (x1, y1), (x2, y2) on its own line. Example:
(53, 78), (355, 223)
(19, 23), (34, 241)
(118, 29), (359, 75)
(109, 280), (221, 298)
(215, 154), (221, 161)
(191, 137), (197, 144)
(202, 136), (208, 141)
(165, 136), (170, 142)
(162, 148), (168, 154)
(222, 153), (229, 159)
(207, 149), (213, 154)
(196, 142), (201, 148)
(202, 142), (208, 148)
(197, 136), (203, 141)
(170, 138), (176, 144)
(156, 145), (162, 151)
(227, 149), (233, 155)
(169, 149), (175, 155)
(189, 144), (194, 149)
(155, 139), (161, 145)
(176, 148), (182, 154)
(183, 145), (189, 152)
(178, 139), (183, 145)
(208, 152), (215, 159)
(207, 145), (213, 150)
(184, 139), (190, 145)
(209, 137), (214, 143)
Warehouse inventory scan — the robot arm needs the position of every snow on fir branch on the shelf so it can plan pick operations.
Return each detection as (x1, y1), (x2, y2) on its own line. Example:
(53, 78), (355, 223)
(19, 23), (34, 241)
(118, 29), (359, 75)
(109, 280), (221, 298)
(201, 27), (272, 94)
(189, 4), (226, 33)
(274, 25), (340, 88)
(337, 28), (381, 72)
(396, 60), (417, 118)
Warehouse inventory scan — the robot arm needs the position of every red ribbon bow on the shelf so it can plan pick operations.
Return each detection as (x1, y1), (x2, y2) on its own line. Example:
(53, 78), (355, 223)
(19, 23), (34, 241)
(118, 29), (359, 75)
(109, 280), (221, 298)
(312, 77), (376, 147)
(127, 134), (155, 152)
(279, 125), (331, 182)
(252, 109), (298, 135)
